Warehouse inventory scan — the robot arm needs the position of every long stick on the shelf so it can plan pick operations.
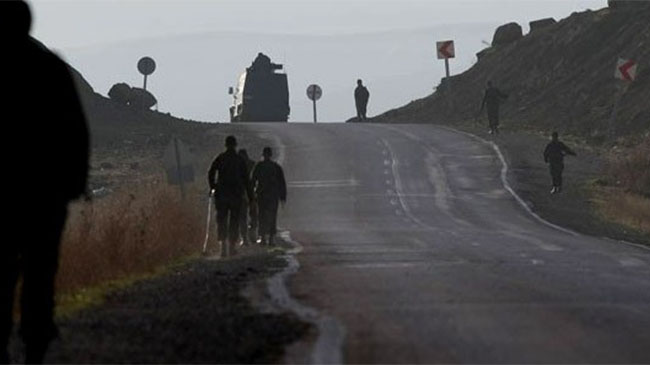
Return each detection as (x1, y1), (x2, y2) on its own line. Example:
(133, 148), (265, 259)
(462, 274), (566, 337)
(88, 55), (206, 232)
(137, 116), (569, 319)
(202, 190), (214, 254)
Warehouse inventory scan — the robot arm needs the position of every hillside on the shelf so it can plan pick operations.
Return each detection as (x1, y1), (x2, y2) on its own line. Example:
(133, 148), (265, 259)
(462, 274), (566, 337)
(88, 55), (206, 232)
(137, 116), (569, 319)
(54, 41), (219, 192)
(374, 3), (650, 144)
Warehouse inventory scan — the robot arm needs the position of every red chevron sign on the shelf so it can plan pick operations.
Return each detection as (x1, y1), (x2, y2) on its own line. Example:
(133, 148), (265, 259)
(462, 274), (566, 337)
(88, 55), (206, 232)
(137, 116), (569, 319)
(437, 40), (455, 59)
(615, 58), (637, 82)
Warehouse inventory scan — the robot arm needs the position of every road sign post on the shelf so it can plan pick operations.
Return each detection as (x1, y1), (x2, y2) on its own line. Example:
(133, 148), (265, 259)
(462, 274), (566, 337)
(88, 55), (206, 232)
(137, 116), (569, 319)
(307, 84), (322, 123)
(436, 40), (455, 78)
(163, 137), (195, 199)
(609, 58), (637, 138)
(138, 56), (156, 91)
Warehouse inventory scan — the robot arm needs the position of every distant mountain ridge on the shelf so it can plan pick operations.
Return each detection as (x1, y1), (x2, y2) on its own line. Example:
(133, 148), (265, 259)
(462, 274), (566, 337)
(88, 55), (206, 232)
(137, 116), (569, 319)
(375, 3), (650, 143)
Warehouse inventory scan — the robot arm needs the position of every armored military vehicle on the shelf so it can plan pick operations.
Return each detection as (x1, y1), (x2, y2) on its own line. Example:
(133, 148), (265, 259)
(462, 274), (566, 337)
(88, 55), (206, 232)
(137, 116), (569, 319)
(229, 53), (290, 122)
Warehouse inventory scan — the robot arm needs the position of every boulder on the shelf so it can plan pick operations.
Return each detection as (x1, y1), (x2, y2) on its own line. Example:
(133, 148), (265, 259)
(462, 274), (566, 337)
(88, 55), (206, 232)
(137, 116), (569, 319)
(108, 83), (132, 105)
(129, 87), (157, 110)
(492, 22), (523, 46)
(529, 18), (556, 33)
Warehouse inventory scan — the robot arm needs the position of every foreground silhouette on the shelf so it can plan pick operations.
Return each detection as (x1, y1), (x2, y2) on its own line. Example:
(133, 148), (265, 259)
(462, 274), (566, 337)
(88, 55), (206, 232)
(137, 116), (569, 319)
(251, 147), (287, 245)
(1, 1), (89, 363)
(208, 136), (254, 257)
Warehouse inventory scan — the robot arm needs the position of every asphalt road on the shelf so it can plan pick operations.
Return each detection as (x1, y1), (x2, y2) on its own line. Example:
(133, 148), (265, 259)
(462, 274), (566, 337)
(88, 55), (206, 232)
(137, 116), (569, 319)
(245, 122), (650, 364)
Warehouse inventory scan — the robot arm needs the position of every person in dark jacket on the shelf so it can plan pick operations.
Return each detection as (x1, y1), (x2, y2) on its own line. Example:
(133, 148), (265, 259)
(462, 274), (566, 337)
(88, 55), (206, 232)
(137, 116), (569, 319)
(480, 80), (508, 135)
(251, 147), (287, 245)
(2, 2), (90, 363)
(354, 79), (370, 121)
(208, 136), (253, 256)
(544, 132), (577, 194)
(237, 149), (256, 245)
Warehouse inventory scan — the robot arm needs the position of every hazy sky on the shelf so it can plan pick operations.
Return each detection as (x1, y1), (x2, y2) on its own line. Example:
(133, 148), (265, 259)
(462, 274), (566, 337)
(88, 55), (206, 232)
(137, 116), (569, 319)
(30, 0), (606, 50)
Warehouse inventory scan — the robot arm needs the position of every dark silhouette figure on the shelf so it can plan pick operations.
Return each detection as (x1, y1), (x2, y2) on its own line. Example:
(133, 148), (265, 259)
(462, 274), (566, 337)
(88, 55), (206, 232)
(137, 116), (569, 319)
(251, 147), (287, 245)
(544, 132), (577, 194)
(480, 81), (508, 135)
(208, 136), (253, 256)
(1, 1), (89, 363)
(237, 149), (257, 245)
(354, 79), (370, 121)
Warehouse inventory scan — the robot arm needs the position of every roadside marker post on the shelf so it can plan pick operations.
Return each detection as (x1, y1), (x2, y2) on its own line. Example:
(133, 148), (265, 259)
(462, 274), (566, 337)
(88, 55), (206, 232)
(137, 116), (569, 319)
(137, 56), (156, 91)
(609, 58), (638, 138)
(163, 137), (195, 199)
(436, 40), (455, 78)
(307, 84), (322, 123)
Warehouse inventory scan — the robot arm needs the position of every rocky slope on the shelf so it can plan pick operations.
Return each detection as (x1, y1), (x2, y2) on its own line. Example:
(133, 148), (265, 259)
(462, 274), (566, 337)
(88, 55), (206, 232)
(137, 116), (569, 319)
(374, 3), (650, 144)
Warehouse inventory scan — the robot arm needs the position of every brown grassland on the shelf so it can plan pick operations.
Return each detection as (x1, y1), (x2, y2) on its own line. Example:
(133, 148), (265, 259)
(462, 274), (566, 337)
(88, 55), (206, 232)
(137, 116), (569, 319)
(596, 137), (650, 236)
(55, 182), (204, 313)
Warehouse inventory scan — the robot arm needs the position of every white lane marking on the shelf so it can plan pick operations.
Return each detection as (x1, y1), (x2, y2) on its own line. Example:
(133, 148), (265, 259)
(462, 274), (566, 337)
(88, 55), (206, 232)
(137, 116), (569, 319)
(504, 231), (563, 252)
(379, 139), (433, 230)
(344, 262), (422, 269)
(531, 259), (544, 265)
(269, 231), (345, 364)
(618, 257), (646, 267)
(390, 199), (398, 206)
(438, 126), (581, 238)
(468, 154), (496, 160)
(386, 179), (393, 185)
(425, 151), (454, 215)
(411, 237), (428, 248)
(378, 126), (472, 228)
(289, 179), (359, 188)
(383, 159), (391, 166)
(384, 169), (390, 175)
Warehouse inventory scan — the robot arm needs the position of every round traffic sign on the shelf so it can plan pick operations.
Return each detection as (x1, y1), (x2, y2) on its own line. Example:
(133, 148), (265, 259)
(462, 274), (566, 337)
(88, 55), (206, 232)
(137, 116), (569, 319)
(306, 84), (322, 101)
(137, 57), (156, 76)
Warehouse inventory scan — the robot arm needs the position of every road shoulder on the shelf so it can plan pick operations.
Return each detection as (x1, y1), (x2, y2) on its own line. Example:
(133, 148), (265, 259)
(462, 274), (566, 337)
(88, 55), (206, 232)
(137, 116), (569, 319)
(40, 250), (311, 363)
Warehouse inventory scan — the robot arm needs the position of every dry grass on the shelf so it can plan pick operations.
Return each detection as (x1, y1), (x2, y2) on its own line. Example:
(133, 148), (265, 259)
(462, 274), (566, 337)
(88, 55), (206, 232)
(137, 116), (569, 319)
(593, 187), (650, 235)
(593, 137), (650, 237)
(56, 183), (203, 297)
(607, 137), (650, 197)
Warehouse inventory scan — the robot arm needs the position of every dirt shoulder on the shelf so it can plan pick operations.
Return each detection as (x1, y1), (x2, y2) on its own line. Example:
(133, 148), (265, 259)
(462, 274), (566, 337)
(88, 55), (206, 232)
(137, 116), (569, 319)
(37, 249), (310, 363)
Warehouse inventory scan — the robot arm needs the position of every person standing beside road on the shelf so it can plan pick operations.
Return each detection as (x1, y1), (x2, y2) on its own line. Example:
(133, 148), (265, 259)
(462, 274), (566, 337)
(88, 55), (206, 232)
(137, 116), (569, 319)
(251, 147), (287, 245)
(2, 1), (90, 363)
(544, 131), (577, 194)
(237, 149), (256, 245)
(480, 80), (508, 135)
(208, 136), (253, 256)
(354, 79), (370, 121)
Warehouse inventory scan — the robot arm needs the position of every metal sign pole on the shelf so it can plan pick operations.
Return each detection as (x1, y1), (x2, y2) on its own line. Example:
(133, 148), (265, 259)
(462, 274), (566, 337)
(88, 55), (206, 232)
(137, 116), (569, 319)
(313, 98), (317, 123)
(608, 81), (628, 140)
(444, 58), (450, 78)
(143, 74), (148, 91)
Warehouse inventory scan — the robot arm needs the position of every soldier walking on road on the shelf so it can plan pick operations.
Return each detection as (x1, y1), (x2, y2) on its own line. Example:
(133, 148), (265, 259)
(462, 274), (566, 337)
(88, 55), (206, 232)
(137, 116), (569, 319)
(208, 136), (254, 256)
(354, 79), (370, 121)
(480, 80), (508, 135)
(238, 149), (256, 245)
(2, 1), (90, 363)
(251, 147), (287, 245)
(544, 132), (577, 194)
